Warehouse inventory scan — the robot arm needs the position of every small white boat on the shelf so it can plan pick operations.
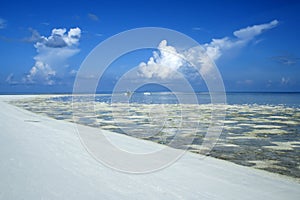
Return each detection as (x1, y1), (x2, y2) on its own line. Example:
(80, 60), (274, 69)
(124, 91), (132, 97)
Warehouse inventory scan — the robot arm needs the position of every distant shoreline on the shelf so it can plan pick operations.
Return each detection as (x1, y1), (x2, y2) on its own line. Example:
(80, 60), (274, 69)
(1, 91), (300, 95)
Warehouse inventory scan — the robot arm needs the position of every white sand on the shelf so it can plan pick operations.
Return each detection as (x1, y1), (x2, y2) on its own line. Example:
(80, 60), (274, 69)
(0, 95), (299, 199)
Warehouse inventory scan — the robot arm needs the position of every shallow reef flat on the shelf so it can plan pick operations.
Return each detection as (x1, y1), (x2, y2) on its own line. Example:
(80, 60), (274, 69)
(10, 95), (300, 180)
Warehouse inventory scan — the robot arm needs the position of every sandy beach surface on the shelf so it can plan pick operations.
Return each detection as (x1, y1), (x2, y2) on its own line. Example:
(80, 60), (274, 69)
(0, 95), (299, 199)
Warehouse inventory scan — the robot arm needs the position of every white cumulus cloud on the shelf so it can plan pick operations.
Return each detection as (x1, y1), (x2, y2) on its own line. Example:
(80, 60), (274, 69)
(24, 27), (81, 85)
(138, 40), (185, 79)
(137, 20), (278, 79)
(25, 61), (56, 85)
(34, 27), (81, 48)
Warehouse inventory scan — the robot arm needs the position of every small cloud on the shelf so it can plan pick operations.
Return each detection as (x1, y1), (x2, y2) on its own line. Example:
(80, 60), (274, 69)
(41, 22), (50, 26)
(70, 69), (77, 76)
(0, 18), (7, 29)
(88, 13), (99, 21)
(6, 73), (14, 82)
(204, 20), (279, 61)
(237, 80), (253, 85)
(233, 20), (278, 40)
(192, 27), (210, 33)
(271, 55), (299, 66)
(5, 73), (19, 85)
(253, 38), (264, 45)
(192, 27), (203, 31)
(73, 15), (81, 20)
(95, 33), (103, 37)
(245, 80), (253, 84)
(281, 77), (290, 85)
(266, 80), (273, 88)
(23, 28), (43, 43)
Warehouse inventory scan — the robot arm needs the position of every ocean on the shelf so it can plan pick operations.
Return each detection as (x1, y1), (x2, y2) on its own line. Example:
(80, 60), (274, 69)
(10, 92), (300, 179)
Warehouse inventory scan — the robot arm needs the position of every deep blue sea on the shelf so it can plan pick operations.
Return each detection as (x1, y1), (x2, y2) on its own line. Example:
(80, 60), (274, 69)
(79, 92), (300, 107)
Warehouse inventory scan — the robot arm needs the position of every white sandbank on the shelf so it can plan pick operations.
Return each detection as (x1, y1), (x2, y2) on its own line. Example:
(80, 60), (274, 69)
(0, 95), (299, 199)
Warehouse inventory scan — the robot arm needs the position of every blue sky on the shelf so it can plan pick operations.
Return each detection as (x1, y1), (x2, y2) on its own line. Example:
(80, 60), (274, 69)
(0, 0), (299, 93)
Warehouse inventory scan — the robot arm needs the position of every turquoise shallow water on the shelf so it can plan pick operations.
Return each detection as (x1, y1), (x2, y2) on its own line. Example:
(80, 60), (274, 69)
(10, 92), (300, 179)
